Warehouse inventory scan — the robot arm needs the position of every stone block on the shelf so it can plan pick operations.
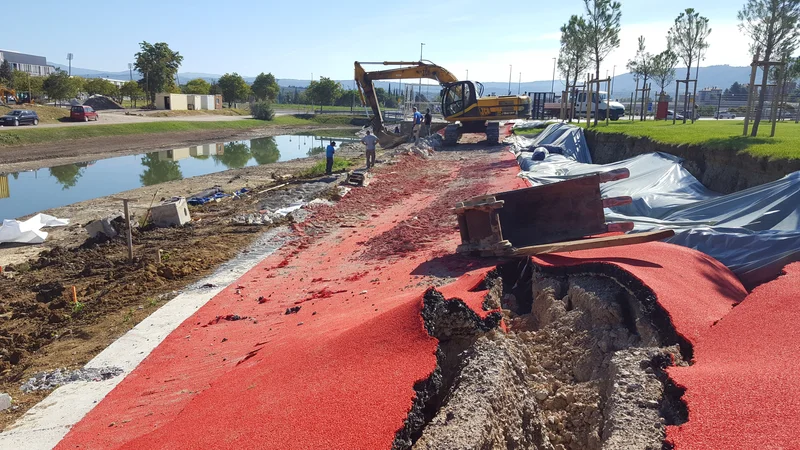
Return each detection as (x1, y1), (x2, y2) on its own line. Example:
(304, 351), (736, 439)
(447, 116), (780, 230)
(0, 393), (11, 411)
(150, 197), (191, 228)
(85, 217), (119, 239)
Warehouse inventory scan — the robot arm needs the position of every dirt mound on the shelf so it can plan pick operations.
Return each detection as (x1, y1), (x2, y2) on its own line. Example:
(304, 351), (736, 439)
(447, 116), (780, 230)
(83, 96), (123, 110)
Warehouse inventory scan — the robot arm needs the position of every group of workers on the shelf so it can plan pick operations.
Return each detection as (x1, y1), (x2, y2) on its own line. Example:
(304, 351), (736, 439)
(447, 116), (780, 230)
(324, 106), (433, 175)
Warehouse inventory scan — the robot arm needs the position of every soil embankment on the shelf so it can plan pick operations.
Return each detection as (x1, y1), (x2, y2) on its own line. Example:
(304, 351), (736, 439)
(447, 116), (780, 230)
(585, 130), (800, 194)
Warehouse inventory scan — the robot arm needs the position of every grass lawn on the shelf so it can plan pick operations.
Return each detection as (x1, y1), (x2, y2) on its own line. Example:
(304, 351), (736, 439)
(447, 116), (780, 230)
(148, 108), (250, 117)
(301, 156), (353, 177)
(587, 120), (800, 160)
(1, 105), (70, 124)
(0, 115), (366, 147)
(274, 103), (361, 112)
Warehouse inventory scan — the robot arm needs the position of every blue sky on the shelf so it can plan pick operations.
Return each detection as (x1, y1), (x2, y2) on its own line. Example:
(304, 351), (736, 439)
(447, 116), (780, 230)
(12, 0), (746, 82)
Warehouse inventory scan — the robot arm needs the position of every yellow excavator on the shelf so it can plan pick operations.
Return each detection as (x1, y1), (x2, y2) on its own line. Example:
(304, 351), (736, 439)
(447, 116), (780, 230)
(0, 87), (19, 105)
(355, 61), (530, 147)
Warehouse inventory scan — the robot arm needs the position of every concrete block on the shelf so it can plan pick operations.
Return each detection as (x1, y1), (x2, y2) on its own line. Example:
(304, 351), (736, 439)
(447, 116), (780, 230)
(150, 197), (191, 228)
(85, 217), (119, 239)
(0, 393), (11, 411)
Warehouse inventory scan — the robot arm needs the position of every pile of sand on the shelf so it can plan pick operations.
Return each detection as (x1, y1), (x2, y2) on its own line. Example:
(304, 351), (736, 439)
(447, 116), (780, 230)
(83, 96), (123, 110)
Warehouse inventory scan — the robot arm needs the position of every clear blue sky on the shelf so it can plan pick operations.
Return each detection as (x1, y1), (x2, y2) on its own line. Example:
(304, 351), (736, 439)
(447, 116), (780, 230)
(11, 0), (744, 83)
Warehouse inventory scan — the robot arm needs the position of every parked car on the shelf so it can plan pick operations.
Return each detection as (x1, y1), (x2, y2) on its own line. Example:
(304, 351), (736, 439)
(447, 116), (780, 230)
(715, 111), (736, 119)
(71, 105), (99, 122)
(0, 109), (39, 126)
(666, 110), (684, 120)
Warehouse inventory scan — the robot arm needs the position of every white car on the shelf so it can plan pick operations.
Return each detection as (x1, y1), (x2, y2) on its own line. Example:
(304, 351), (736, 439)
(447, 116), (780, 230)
(716, 111), (736, 119)
(666, 110), (684, 120)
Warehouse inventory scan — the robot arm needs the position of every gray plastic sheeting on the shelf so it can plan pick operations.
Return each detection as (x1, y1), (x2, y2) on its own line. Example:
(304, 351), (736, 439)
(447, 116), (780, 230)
(511, 132), (799, 289)
(514, 123), (593, 166)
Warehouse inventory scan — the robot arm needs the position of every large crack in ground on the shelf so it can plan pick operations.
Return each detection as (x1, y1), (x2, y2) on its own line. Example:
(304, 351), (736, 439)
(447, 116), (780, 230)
(394, 260), (689, 450)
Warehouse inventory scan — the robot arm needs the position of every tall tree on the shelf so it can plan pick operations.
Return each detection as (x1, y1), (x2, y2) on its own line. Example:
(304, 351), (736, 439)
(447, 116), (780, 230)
(134, 42), (183, 105)
(651, 49), (679, 102)
(120, 81), (144, 107)
(184, 78), (211, 95)
(85, 78), (118, 97)
(739, 0), (800, 135)
(558, 14), (590, 121)
(582, 0), (621, 124)
(43, 69), (80, 105)
(306, 77), (343, 111)
(0, 60), (12, 86)
(251, 72), (280, 101)
(668, 9), (711, 123)
(627, 36), (655, 120)
(217, 73), (251, 107)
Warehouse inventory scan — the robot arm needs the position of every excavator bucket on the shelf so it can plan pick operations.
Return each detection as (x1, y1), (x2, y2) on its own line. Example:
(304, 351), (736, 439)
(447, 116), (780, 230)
(376, 129), (408, 149)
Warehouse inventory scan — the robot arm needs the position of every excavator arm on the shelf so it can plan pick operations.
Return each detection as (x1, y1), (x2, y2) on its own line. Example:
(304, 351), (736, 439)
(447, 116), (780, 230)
(354, 61), (458, 146)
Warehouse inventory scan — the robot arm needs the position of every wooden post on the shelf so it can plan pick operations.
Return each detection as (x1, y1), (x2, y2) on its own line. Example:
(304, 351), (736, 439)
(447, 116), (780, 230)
(744, 48), (760, 136)
(673, 81), (680, 125)
(113, 197), (138, 261)
(606, 77), (611, 126)
(586, 74), (593, 129)
(771, 58), (787, 137)
(690, 80), (698, 124)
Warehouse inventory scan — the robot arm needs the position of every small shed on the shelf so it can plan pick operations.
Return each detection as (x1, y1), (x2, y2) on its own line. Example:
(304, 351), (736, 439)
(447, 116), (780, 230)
(199, 95), (215, 110)
(155, 93), (189, 110)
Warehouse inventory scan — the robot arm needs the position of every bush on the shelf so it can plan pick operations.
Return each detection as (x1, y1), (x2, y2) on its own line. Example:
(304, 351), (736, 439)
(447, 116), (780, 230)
(250, 101), (275, 120)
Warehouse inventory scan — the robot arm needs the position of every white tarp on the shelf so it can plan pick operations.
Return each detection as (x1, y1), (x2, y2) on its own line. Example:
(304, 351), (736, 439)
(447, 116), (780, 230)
(0, 214), (69, 245)
(510, 123), (593, 166)
(514, 143), (800, 288)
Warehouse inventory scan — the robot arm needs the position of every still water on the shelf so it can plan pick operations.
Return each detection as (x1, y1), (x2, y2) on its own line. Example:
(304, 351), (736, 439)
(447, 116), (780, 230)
(0, 134), (356, 221)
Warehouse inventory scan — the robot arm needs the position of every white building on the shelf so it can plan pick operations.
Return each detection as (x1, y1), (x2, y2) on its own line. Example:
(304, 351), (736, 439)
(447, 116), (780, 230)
(155, 93), (217, 111)
(101, 78), (127, 88)
(0, 50), (55, 76)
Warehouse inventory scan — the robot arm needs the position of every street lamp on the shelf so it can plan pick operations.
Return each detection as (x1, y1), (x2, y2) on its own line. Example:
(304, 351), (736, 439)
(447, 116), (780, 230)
(128, 63), (133, 81)
(518, 72), (521, 95)
(67, 53), (73, 77)
(551, 57), (556, 94)
(418, 43), (425, 105)
(611, 65), (616, 97)
(508, 65), (512, 95)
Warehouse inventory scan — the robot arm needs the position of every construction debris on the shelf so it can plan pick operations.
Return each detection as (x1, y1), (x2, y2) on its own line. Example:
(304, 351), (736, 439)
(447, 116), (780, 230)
(82, 95), (123, 110)
(346, 169), (372, 187)
(20, 366), (124, 393)
(84, 216), (122, 239)
(150, 197), (191, 228)
(0, 393), (10, 411)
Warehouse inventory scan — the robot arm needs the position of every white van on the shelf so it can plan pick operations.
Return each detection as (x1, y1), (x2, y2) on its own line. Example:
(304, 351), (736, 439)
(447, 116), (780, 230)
(573, 91), (626, 121)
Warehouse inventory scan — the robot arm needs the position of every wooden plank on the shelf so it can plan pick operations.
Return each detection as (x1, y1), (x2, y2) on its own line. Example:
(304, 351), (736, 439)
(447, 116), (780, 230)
(512, 230), (675, 257)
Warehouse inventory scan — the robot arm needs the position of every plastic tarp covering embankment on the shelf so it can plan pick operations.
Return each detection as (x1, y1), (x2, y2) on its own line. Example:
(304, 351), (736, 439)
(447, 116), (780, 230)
(510, 130), (800, 288)
(513, 123), (593, 168)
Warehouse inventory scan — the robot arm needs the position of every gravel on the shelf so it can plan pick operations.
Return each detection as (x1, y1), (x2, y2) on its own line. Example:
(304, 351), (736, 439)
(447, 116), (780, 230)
(21, 366), (124, 392)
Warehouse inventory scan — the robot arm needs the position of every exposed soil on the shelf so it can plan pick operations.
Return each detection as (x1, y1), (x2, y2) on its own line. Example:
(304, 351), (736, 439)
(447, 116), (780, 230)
(395, 261), (688, 450)
(0, 124), (354, 172)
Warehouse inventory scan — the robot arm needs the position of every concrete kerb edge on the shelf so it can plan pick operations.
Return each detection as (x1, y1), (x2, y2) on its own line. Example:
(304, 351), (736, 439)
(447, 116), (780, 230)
(0, 227), (291, 450)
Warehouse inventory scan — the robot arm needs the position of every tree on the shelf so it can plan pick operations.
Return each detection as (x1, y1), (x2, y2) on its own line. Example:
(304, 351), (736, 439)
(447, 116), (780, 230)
(668, 9), (711, 123)
(305, 77), (343, 110)
(49, 164), (85, 189)
(251, 72), (279, 101)
(651, 49), (679, 102)
(85, 78), (118, 97)
(217, 73), (250, 107)
(43, 69), (80, 105)
(214, 142), (251, 169)
(120, 81), (144, 107)
(582, 0), (621, 124)
(739, 0), (800, 135)
(134, 41), (183, 105)
(184, 78), (211, 95)
(627, 36), (654, 120)
(558, 15), (590, 121)
(10, 70), (44, 103)
(250, 137), (280, 165)
(0, 60), (12, 86)
(140, 154), (182, 186)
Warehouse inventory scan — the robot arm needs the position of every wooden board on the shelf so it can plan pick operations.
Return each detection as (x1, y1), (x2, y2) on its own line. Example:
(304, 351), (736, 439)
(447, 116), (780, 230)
(512, 230), (675, 256)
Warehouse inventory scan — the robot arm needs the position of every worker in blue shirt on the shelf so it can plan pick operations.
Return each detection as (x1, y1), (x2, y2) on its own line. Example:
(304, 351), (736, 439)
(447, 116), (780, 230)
(412, 106), (423, 142)
(325, 141), (336, 175)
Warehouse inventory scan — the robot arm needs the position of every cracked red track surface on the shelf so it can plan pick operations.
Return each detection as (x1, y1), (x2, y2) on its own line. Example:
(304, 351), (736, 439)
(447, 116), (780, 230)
(57, 149), (526, 449)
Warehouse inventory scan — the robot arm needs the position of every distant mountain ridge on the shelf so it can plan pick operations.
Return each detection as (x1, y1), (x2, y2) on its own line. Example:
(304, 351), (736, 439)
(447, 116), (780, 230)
(49, 62), (753, 98)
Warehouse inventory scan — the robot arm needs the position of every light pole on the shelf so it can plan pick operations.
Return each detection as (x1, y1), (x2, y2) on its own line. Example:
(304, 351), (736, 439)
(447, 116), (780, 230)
(466, 69), (468, 80)
(67, 53), (73, 77)
(508, 65), (512, 95)
(128, 63), (133, 81)
(611, 65), (616, 97)
(551, 57), (556, 94)
(518, 72), (521, 95)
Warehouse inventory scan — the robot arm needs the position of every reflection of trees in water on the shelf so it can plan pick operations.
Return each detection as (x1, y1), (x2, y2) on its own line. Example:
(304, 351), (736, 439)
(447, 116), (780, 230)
(49, 164), (85, 189)
(140, 154), (183, 186)
(192, 154), (210, 160)
(307, 146), (325, 156)
(250, 137), (280, 165)
(213, 142), (252, 169)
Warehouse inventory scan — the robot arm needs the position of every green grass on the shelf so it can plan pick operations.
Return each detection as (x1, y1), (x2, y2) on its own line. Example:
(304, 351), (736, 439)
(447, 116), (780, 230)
(516, 120), (800, 160)
(301, 157), (353, 177)
(0, 115), (366, 147)
(274, 103), (360, 112)
(297, 128), (360, 138)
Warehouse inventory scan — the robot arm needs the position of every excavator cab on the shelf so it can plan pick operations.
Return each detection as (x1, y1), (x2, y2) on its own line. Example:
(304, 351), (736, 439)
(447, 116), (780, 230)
(441, 81), (485, 117)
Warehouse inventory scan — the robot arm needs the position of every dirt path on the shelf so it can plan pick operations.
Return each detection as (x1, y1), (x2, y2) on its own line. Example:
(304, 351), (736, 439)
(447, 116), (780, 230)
(0, 125), (352, 173)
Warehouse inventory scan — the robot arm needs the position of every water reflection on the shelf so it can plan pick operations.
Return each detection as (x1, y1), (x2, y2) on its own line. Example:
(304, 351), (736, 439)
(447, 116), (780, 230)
(49, 161), (94, 190)
(214, 142), (251, 169)
(140, 154), (183, 186)
(251, 137), (280, 165)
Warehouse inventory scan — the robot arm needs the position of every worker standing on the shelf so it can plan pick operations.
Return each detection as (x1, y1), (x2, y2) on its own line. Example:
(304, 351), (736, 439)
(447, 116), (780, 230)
(412, 107), (423, 142)
(325, 141), (336, 175)
(361, 130), (378, 169)
(423, 108), (432, 137)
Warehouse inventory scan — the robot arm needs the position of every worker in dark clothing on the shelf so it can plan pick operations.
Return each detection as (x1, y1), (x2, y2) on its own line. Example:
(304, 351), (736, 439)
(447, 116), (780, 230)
(423, 108), (432, 137)
(361, 130), (378, 169)
(325, 141), (336, 175)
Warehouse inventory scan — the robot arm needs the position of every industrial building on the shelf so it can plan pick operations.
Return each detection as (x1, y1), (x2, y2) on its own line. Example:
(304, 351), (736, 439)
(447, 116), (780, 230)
(0, 50), (55, 76)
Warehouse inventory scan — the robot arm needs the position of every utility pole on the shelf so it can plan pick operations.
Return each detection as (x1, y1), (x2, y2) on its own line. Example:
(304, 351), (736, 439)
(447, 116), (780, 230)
(551, 57), (556, 93)
(67, 53), (73, 76)
(128, 63), (133, 81)
(518, 72), (521, 95)
(508, 65), (512, 95)
(466, 69), (468, 80)
(611, 65), (616, 97)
